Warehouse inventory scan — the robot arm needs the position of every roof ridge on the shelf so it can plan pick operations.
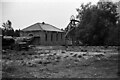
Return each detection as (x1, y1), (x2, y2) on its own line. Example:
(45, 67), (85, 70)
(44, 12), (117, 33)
(22, 23), (41, 31)
(42, 23), (63, 31)
(21, 22), (64, 32)
(37, 23), (44, 31)
(22, 23), (37, 30)
(49, 24), (63, 31)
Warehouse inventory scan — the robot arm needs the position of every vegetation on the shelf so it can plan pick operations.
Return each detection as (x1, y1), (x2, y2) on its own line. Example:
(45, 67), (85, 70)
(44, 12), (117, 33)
(66, 1), (120, 46)
(2, 20), (20, 37)
(2, 47), (118, 78)
(2, 1), (120, 46)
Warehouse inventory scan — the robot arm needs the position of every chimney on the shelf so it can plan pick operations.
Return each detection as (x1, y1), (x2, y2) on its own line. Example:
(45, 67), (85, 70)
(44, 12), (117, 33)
(42, 22), (45, 24)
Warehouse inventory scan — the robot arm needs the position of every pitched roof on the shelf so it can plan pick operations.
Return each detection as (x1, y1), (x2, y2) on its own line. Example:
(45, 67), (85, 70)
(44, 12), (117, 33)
(22, 22), (64, 32)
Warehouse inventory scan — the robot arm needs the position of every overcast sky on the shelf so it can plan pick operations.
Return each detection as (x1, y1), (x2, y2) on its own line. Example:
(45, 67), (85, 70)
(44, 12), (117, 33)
(0, 0), (120, 30)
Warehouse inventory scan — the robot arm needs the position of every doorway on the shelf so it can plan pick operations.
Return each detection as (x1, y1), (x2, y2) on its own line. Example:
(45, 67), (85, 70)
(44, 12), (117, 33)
(32, 36), (40, 45)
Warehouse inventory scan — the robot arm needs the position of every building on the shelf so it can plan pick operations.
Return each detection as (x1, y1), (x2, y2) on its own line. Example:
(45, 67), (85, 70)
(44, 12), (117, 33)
(0, 28), (2, 53)
(0, 28), (1, 80)
(20, 22), (65, 45)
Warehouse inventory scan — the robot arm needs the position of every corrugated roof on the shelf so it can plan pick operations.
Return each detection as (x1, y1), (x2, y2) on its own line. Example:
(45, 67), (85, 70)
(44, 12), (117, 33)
(22, 22), (64, 32)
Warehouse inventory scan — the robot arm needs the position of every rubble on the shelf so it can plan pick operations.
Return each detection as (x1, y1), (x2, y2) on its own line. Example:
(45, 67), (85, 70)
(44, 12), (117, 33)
(2, 46), (119, 78)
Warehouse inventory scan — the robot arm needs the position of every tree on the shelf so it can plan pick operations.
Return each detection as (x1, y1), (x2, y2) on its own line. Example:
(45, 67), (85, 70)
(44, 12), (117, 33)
(2, 20), (14, 36)
(14, 29), (20, 37)
(105, 19), (120, 46)
(2, 20), (13, 30)
(75, 1), (119, 45)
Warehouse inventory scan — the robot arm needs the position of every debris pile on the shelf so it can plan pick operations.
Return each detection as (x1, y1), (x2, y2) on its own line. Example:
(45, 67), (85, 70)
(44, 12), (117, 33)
(2, 46), (118, 78)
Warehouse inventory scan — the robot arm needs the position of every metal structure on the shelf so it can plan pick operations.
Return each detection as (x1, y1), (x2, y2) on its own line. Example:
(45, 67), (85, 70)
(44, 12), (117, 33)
(65, 15), (80, 46)
(65, 15), (79, 37)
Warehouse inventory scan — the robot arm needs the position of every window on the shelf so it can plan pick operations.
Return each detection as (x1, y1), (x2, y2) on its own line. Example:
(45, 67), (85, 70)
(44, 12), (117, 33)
(51, 33), (53, 41)
(56, 33), (58, 41)
(29, 34), (33, 36)
(61, 33), (62, 40)
(45, 33), (47, 41)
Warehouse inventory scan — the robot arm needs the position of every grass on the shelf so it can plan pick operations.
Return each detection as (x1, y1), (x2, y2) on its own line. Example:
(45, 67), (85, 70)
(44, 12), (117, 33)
(2, 47), (119, 78)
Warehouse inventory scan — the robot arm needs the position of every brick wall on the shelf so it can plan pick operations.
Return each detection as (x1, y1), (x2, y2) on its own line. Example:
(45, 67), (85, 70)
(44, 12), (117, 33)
(0, 28), (2, 52)
(20, 30), (65, 45)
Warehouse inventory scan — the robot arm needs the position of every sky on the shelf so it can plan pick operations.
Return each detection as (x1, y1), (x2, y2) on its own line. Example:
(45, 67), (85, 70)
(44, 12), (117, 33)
(0, 0), (120, 30)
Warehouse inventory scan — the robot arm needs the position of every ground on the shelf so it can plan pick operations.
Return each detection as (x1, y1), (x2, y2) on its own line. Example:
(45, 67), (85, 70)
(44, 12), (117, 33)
(1, 46), (119, 78)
